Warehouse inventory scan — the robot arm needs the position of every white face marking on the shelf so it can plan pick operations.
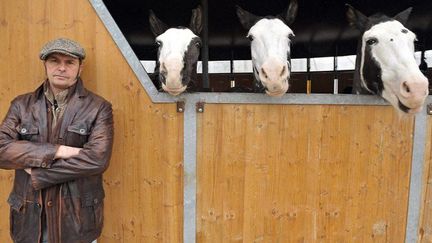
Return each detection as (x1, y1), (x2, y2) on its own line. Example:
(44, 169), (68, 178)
(248, 18), (293, 96)
(156, 28), (198, 95)
(360, 20), (428, 113)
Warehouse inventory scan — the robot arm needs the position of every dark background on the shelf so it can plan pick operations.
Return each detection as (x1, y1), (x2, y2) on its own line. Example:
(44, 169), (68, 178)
(104, 0), (432, 60)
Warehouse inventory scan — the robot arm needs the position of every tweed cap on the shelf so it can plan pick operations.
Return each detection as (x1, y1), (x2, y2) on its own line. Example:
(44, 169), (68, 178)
(39, 38), (86, 60)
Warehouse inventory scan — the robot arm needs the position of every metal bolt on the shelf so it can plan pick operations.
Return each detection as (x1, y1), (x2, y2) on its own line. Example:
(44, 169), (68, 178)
(196, 102), (205, 113)
(176, 101), (185, 113)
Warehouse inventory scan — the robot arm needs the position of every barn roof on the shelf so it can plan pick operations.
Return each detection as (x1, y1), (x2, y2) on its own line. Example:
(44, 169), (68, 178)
(105, 0), (432, 60)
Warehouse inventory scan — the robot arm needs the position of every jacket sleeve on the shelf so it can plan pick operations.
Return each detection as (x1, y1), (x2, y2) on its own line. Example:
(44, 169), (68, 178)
(0, 98), (58, 170)
(30, 101), (114, 190)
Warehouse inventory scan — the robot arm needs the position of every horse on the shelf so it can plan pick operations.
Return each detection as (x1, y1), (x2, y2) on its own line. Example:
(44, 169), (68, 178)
(149, 6), (202, 96)
(346, 5), (429, 114)
(236, 0), (298, 97)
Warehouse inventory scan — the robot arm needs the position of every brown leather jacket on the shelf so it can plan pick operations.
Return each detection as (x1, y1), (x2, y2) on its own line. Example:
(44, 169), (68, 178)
(0, 79), (114, 243)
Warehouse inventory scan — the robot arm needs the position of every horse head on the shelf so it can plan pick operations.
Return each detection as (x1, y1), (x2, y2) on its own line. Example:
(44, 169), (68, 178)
(347, 5), (429, 114)
(149, 6), (202, 96)
(236, 0), (298, 97)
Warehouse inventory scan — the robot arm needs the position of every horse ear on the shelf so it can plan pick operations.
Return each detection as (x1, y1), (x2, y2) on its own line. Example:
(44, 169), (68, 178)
(284, 0), (298, 25)
(189, 5), (203, 34)
(393, 7), (412, 25)
(149, 10), (169, 36)
(236, 5), (260, 30)
(346, 4), (369, 31)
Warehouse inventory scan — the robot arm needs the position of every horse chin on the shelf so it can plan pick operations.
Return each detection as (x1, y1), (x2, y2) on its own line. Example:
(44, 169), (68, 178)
(397, 98), (423, 115)
(265, 88), (287, 97)
(264, 82), (289, 97)
(407, 106), (423, 114)
(163, 86), (187, 96)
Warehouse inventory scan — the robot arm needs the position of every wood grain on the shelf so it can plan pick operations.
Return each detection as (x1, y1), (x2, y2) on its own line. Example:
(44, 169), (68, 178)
(197, 104), (414, 242)
(0, 0), (183, 242)
(420, 116), (432, 243)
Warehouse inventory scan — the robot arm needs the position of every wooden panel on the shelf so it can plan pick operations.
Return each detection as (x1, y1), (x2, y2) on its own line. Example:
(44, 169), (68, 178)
(0, 0), (183, 242)
(197, 104), (414, 242)
(420, 116), (432, 242)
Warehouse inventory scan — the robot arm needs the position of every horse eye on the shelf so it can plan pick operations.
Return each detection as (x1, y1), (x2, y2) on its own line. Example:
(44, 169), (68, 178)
(156, 41), (162, 46)
(401, 29), (408, 34)
(247, 35), (254, 41)
(366, 38), (378, 46)
(288, 33), (295, 39)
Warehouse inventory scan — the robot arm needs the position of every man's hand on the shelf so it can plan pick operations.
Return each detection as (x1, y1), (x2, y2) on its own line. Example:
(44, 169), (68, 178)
(54, 145), (82, 160)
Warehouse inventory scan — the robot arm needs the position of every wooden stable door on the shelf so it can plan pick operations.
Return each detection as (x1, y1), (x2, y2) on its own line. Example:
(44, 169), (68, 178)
(197, 104), (414, 242)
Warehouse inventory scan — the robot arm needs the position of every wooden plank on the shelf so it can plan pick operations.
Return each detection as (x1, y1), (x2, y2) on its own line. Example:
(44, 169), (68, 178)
(0, 1), (183, 242)
(419, 116), (432, 242)
(197, 104), (414, 242)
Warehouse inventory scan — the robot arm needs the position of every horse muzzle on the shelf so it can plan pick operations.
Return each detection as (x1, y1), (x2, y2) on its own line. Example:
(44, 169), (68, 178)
(397, 77), (429, 113)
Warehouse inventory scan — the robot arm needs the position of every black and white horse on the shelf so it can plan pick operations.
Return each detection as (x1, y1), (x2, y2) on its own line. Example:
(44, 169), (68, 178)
(347, 5), (429, 114)
(149, 6), (202, 96)
(236, 0), (298, 97)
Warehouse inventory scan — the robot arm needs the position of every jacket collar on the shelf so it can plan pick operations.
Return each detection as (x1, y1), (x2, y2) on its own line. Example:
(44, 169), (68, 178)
(31, 78), (89, 142)
(34, 78), (88, 100)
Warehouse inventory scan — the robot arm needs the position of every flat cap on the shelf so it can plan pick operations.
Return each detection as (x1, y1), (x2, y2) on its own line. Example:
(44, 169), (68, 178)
(39, 38), (86, 60)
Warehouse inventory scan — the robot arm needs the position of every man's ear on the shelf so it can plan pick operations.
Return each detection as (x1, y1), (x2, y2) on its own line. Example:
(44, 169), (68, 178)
(78, 62), (84, 77)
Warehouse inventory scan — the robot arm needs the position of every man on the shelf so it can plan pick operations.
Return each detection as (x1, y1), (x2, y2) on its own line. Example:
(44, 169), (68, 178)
(0, 38), (114, 242)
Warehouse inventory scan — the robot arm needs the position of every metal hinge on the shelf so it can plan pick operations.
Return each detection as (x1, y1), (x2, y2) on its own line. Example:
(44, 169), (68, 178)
(427, 103), (432, 115)
(176, 101), (185, 113)
(196, 102), (205, 113)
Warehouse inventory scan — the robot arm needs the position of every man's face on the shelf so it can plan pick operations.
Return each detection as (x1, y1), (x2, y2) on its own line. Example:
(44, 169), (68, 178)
(44, 53), (82, 93)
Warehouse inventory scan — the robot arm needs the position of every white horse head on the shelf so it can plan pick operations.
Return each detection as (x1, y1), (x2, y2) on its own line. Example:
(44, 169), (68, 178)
(149, 6), (202, 96)
(347, 5), (429, 114)
(236, 0), (298, 97)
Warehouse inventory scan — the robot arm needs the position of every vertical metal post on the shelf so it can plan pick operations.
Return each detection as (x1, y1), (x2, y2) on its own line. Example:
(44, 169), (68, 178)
(230, 49), (235, 88)
(184, 100), (197, 243)
(306, 57), (311, 94)
(333, 46), (338, 94)
(201, 0), (209, 89)
(405, 109), (427, 242)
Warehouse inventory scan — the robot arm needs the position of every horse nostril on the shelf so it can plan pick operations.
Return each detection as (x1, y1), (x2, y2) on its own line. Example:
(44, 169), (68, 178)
(402, 82), (410, 93)
(280, 66), (286, 77)
(261, 68), (268, 79)
(161, 63), (167, 72)
(160, 74), (166, 84)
